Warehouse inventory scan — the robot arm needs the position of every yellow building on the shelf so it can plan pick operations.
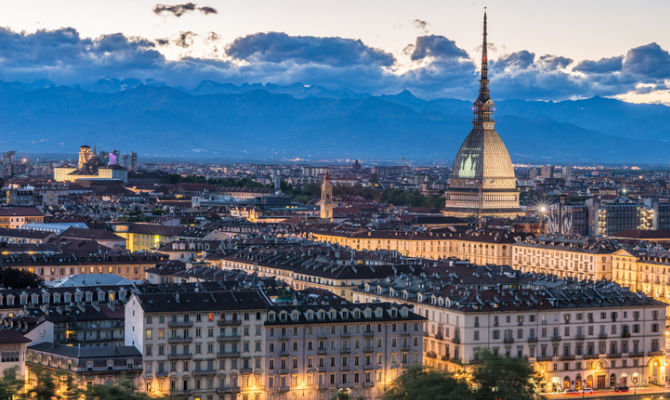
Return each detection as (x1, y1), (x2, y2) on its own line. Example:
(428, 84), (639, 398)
(112, 223), (185, 252)
(54, 145), (128, 183)
(307, 227), (521, 266)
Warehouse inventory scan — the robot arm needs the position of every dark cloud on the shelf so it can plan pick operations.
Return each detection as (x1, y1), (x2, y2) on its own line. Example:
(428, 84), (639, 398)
(225, 32), (394, 67)
(493, 50), (535, 71)
(155, 38), (170, 46)
(537, 55), (572, 70)
(622, 42), (670, 78)
(412, 19), (428, 32)
(410, 35), (469, 61)
(207, 32), (220, 42)
(153, 3), (217, 17)
(0, 26), (667, 101)
(573, 56), (623, 74)
(176, 31), (196, 48)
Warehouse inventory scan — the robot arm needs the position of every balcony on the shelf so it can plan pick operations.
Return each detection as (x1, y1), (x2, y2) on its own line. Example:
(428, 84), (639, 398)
(317, 348), (328, 355)
(434, 332), (443, 340)
(168, 336), (192, 344)
(607, 353), (622, 359)
(168, 320), (193, 328)
(340, 348), (351, 354)
(503, 337), (514, 344)
(574, 334), (585, 340)
(550, 335), (562, 341)
(536, 356), (553, 362)
(598, 333), (608, 339)
(217, 335), (242, 342)
(364, 347), (376, 353)
(628, 351), (644, 357)
(216, 386), (240, 394)
(426, 351), (437, 359)
(217, 351), (241, 358)
(217, 319), (242, 327)
(168, 353), (192, 360)
(647, 351), (665, 356)
(193, 369), (217, 376)
(451, 337), (461, 344)
(583, 354), (599, 360)
(621, 332), (631, 338)
(527, 336), (538, 342)
(239, 368), (253, 374)
(363, 331), (375, 337)
(401, 345), (411, 352)
(559, 355), (575, 361)
(441, 355), (450, 362)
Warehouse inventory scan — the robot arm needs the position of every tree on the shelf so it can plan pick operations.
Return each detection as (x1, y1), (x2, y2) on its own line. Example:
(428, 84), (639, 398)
(27, 369), (57, 400)
(0, 267), (42, 288)
(0, 367), (24, 400)
(383, 365), (474, 400)
(472, 350), (545, 400)
(85, 378), (161, 400)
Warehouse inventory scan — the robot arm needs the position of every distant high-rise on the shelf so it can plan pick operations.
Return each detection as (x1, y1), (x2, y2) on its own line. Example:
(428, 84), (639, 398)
(442, 10), (522, 219)
(320, 170), (334, 221)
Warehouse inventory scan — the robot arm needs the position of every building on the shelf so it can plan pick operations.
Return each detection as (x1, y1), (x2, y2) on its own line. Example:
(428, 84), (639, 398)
(354, 264), (668, 392)
(124, 289), (271, 400)
(25, 343), (142, 392)
(319, 171), (334, 221)
(54, 145), (128, 183)
(308, 226), (525, 267)
(264, 303), (424, 400)
(112, 223), (186, 252)
(0, 207), (44, 229)
(442, 12), (522, 219)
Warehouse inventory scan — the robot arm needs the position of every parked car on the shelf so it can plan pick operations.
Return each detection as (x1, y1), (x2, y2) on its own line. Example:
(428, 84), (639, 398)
(581, 388), (594, 394)
(614, 386), (629, 392)
(564, 389), (578, 394)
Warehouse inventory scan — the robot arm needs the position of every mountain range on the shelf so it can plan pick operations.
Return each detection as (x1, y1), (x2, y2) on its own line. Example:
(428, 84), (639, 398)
(0, 79), (669, 164)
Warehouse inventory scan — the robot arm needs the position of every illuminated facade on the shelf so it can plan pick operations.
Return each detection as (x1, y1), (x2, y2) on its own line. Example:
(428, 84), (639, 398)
(264, 304), (424, 400)
(53, 145), (128, 183)
(125, 290), (270, 400)
(355, 273), (668, 392)
(319, 171), (334, 221)
(443, 12), (522, 219)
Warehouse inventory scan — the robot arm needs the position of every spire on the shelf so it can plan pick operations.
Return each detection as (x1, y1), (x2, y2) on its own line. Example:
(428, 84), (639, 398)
(473, 7), (494, 128)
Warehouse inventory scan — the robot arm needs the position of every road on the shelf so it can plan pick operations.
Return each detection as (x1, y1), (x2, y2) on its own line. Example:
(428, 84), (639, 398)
(548, 387), (670, 400)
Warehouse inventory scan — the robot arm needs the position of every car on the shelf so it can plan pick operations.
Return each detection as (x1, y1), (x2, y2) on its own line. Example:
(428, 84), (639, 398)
(580, 388), (594, 394)
(564, 389), (578, 394)
(614, 386), (630, 392)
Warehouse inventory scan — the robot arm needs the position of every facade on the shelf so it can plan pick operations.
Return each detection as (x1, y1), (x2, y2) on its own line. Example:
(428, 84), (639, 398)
(54, 145), (128, 183)
(264, 303), (424, 400)
(354, 270), (668, 392)
(0, 206), (44, 229)
(319, 171), (334, 221)
(124, 289), (270, 400)
(112, 223), (186, 252)
(442, 12), (522, 219)
(308, 227), (523, 266)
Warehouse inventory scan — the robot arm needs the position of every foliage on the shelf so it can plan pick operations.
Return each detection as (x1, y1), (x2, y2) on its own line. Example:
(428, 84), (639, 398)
(166, 174), (266, 188)
(27, 369), (57, 400)
(472, 350), (545, 400)
(85, 378), (161, 400)
(382, 365), (473, 400)
(0, 367), (23, 400)
(331, 392), (366, 400)
(0, 266), (42, 288)
(281, 181), (321, 203)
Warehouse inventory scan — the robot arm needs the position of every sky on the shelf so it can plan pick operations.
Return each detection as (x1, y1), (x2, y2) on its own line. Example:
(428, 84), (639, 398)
(0, 0), (669, 103)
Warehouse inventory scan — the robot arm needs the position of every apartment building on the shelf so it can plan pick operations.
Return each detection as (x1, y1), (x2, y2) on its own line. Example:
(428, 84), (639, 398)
(307, 227), (525, 266)
(264, 303), (424, 400)
(124, 289), (271, 400)
(354, 266), (667, 393)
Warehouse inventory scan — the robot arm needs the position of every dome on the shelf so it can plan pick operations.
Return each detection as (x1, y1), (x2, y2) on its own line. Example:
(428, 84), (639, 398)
(449, 127), (516, 190)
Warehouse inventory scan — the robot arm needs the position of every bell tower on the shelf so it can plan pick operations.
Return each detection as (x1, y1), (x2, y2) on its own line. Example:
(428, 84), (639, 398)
(320, 170), (334, 221)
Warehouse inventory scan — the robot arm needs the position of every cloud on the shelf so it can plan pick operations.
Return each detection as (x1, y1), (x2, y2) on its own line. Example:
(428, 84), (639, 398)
(493, 50), (535, 71)
(412, 19), (429, 32)
(574, 56), (623, 74)
(622, 42), (670, 78)
(410, 35), (469, 61)
(537, 55), (572, 70)
(225, 32), (394, 67)
(153, 3), (217, 17)
(0, 26), (667, 102)
(207, 32), (220, 42)
(176, 31), (196, 48)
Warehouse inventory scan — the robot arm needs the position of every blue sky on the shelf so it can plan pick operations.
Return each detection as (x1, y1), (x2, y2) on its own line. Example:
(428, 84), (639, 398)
(0, 0), (669, 103)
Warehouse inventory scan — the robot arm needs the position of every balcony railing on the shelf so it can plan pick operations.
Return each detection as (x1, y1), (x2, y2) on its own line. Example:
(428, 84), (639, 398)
(168, 352), (192, 360)
(551, 335), (562, 341)
(217, 335), (242, 342)
(503, 337), (514, 344)
(216, 386), (241, 394)
(598, 333), (608, 339)
(217, 351), (241, 358)
(217, 319), (242, 327)
(193, 369), (217, 376)
(168, 320), (194, 328)
(168, 336), (192, 344)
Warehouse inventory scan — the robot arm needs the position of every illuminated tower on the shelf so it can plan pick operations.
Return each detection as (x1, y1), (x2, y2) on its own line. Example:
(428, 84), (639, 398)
(320, 170), (334, 221)
(442, 10), (522, 219)
(78, 145), (92, 169)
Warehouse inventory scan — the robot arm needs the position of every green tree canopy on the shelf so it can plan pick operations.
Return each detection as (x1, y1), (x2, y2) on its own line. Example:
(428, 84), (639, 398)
(382, 365), (474, 400)
(472, 350), (545, 400)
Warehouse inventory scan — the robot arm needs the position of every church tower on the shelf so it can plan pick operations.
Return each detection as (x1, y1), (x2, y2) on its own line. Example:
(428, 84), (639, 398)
(442, 10), (523, 219)
(78, 145), (92, 169)
(320, 170), (334, 221)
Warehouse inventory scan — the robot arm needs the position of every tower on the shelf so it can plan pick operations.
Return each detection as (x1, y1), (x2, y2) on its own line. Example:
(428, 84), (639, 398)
(320, 170), (334, 221)
(78, 145), (92, 169)
(442, 9), (523, 219)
